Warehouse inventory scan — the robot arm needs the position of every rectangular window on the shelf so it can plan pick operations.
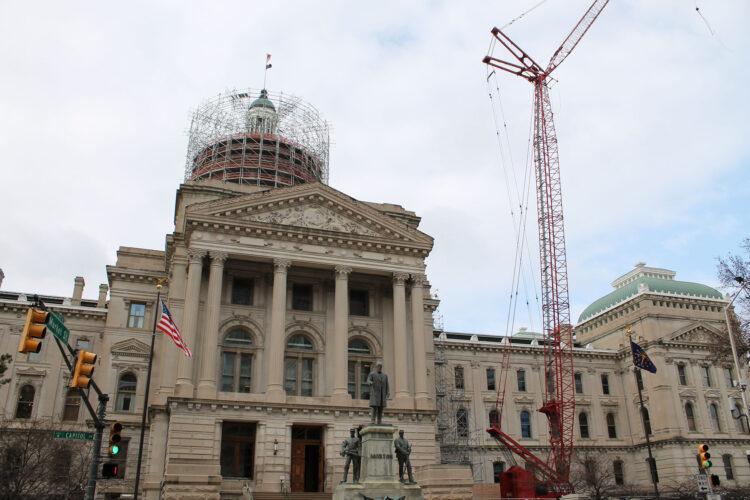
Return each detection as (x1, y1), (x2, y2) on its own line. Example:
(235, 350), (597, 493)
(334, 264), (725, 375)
(285, 357), (313, 397)
(487, 368), (496, 391)
(493, 461), (505, 483)
(517, 370), (526, 392)
(231, 278), (254, 306)
(127, 303), (146, 329)
(601, 374), (610, 395)
(702, 366), (712, 387)
(723, 454), (734, 480)
(349, 289), (369, 316)
(678, 364), (687, 385)
(292, 283), (313, 311)
(454, 366), (465, 390)
(574, 373), (583, 394)
(220, 422), (256, 479)
(725, 368), (734, 388)
(613, 460), (624, 485)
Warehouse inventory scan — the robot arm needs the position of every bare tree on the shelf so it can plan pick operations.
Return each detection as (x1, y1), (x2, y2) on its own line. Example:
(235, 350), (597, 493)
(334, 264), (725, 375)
(0, 417), (90, 500)
(717, 238), (750, 343)
(0, 353), (11, 386)
(568, 450), (618, 500)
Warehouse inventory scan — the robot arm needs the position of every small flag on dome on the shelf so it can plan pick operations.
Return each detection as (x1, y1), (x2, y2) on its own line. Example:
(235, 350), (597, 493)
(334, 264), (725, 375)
(266, 53), (272, 69)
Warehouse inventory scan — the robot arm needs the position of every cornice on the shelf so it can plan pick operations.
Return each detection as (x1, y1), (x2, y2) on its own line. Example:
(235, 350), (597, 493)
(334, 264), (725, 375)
(106, 266), (167, 285)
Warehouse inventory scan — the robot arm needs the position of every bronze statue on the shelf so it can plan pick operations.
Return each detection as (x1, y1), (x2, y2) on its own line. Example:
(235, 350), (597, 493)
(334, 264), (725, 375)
(366, 361), (389, 424)
(340, 428), (361, 483)
(394, 429), (414, 484)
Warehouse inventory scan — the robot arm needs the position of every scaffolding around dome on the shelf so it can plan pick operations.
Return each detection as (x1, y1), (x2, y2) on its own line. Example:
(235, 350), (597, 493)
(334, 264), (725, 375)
(185, 88), (330, 187)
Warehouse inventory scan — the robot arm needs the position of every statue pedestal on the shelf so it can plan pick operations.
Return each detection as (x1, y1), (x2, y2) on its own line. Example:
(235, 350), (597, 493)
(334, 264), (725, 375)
(334, 425), (423, 500)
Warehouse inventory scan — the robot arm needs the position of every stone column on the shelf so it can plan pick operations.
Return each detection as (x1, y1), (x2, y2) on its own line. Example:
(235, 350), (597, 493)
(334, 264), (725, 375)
(175, 249), (205, 397)
(410, 273), (430, 409)
(392, 272), (410, 406)
(266, 258), (291, 403)
(156, 257), (186, 403)
(197, 251), (227, 399)
(332, 266), (352, 404)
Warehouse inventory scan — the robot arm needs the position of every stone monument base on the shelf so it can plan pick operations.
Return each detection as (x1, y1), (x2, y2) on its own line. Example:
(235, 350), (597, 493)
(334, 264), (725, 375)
(333, 481), (423, 500)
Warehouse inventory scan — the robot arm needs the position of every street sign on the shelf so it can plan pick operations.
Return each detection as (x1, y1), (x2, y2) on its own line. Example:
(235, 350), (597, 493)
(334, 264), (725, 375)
(47, 311), (69, 344)
(696, 473), (709, 493)
(54, 430), (94, 440)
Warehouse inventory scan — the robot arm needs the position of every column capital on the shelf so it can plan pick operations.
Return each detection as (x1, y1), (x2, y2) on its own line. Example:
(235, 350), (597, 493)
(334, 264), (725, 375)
(334, 265), (352, 277)
(393, 272), (409, 285)
(410, 273), (426, 287)
(273, 258), (292, 271)
(209, 251), (228, 265)
(187, 249), (207, 263)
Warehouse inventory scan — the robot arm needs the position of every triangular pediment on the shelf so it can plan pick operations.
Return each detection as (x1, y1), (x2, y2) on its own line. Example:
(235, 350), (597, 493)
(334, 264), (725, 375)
(111, 338), (151, 357)
(664, 322), (724, 345)
(185, 182), (433, 248)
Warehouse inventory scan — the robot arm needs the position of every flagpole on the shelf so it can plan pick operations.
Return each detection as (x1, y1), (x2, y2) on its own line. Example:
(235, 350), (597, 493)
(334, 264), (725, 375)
(133, 279), (164, 500)
(626, 325), (660, 499)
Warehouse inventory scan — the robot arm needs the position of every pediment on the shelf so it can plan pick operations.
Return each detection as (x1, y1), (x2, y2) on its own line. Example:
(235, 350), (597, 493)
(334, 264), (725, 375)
(111, 338), (151, 357)
(185, 183), (433, 248)
(664, 322), (724, 345)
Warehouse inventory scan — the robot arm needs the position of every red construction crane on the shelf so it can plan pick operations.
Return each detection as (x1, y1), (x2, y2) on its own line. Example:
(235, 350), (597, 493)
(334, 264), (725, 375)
(483, 1), (609, 496)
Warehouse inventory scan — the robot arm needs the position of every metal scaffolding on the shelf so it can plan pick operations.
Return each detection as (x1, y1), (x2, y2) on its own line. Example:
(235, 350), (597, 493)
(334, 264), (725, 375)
(184, 88), (330, 187)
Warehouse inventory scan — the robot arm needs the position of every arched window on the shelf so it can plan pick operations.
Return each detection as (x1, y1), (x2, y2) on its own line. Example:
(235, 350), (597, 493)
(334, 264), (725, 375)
(489, 409), (499, 427)
(709, 403), (721, 432)
(606, 413), (617, 439)
(62, 388), (80, 421)
(579, 412), (590, 439)
(520, 411), (532, 438)
(221, 329), (255, 393)
(685, 402), (697, 431)
(347, 338), (374, 400)
(457, 409), (468, 437)
(285, 334), (314, 397)
(116, 372), (137, 411)
(15, 385), (35, 419)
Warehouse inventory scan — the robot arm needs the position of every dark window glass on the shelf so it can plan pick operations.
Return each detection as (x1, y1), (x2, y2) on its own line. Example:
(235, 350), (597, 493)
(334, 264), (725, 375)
(292, 283), (313, 311)
(613, 460), (624, 485)
(222, 330), (254, 393)
(579, 412), (590, 439)
(487, 368), (496, 391)
(62, 388), (80, 421)
(710, 403), (721, 432)
(520, 411), (531, 438)
(686, 403), (696, 431)
(678, 364), (687, 385)
(702, 366), (712, 387)
(285, 335), (314, 397)
(574, 373), (583, 394)
(517, 370), (526, 392)
(493, 461), (505, 483)
(489, 409), (499, 427)
(606, 413), (617, 439)
(454, 366), (464, 390)
(220, 422), (256, 478)
(723, 454), (734, 480)
(349, 289), (369, 316)
(457, 409), (468, 437)
(116, 373), (137, 411)
(15, 385), (34, 419)
(231, 278), (254, 306)
(601, 374), (610, 395)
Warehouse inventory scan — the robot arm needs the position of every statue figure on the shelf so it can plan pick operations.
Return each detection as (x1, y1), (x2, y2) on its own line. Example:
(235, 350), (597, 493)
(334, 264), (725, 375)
(394, 429), (414, 484)
(340, 428), (361, 483)
(366, 361), (389, 424)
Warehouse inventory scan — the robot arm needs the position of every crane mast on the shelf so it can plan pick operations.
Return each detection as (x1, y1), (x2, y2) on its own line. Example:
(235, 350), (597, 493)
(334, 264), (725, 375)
(483, 0), (609, 495)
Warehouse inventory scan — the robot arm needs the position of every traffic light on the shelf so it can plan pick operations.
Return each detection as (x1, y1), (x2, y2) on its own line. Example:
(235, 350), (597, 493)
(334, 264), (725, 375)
(102, 462), (118, 478)
(71, 350), (97, 388)
(18, 308), (48, 354)
(699, 443), (712, 468)
(108, 421), (122, 456)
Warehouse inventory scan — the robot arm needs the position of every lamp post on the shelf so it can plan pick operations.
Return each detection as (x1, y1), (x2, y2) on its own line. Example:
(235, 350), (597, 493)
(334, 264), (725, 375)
(724, 277), (749, 426)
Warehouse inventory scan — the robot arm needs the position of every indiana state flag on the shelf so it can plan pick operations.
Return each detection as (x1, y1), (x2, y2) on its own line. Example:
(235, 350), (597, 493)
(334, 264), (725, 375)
(631, 339), (657, 374)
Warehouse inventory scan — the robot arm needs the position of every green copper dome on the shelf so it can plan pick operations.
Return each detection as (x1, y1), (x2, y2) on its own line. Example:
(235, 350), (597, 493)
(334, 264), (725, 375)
(578, 276), (723, 323)
(250, 89), (275, 111)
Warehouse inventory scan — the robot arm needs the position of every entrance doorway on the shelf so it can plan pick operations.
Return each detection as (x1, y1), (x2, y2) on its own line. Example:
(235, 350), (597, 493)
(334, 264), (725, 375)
(290, 425), (324, 492)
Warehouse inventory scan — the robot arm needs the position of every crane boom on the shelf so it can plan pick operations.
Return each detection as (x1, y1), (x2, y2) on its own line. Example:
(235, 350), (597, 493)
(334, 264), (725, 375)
(483, 1), (609, 496)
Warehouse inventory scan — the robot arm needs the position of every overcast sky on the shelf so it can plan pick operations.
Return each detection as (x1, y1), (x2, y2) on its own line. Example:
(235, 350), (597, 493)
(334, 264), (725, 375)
(1, 1), (748, 335)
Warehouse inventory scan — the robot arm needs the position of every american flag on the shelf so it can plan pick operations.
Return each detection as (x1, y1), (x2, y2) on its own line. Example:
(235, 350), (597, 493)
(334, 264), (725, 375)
(157, 300), (192, 357)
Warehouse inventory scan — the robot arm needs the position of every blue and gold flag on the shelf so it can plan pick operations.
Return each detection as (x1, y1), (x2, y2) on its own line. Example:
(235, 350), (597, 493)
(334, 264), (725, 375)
(631, 339), (657, 373)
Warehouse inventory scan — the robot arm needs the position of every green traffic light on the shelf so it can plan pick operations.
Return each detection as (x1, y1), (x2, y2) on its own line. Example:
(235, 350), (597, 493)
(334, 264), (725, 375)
(110, 444), (120, 455)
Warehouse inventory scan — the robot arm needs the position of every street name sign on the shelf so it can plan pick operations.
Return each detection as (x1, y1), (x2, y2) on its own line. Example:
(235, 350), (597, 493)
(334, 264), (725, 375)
(54, 430), (94, 440)
(47, 311), (69, 344)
